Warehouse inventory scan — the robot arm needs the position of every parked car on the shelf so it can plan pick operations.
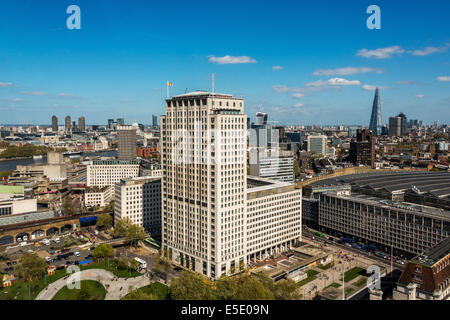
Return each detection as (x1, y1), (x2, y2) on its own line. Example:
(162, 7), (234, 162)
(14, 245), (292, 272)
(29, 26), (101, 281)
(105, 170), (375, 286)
(45, 257), (51, 262)
(74, 252), (80, 257)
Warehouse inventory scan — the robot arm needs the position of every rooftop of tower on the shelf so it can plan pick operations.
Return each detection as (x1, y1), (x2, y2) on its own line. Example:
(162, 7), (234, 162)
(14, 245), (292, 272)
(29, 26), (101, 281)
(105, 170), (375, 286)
(170, 90), (242, 100)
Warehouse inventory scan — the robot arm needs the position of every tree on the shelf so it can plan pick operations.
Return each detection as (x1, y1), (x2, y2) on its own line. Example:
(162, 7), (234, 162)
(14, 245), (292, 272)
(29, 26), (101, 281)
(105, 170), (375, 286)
(93, 243), (115, 260)
(233, 274), (274, 300)
(153, 253), (171, 276)
(214, 276), (239, 300)
(14, 252), (47, 282)
(125, 223), (147, 247)
(62, 196), (74, 216)
(273, 278), (301, 300)
(113, 218), (132, 238)
(63, 236), (72, 247)
(97, 213), (113, 230)
(170, 271), (215, 300)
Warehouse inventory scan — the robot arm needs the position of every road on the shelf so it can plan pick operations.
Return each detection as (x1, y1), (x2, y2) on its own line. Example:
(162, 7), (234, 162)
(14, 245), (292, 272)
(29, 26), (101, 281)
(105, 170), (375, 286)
(35, 268), (151, 300)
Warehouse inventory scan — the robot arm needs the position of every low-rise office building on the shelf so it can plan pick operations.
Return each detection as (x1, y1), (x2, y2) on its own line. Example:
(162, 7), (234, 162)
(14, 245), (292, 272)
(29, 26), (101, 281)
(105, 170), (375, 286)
(114, 176), (161, 236)
(84, 186), (113, 208)
(86, 159), (140, 187)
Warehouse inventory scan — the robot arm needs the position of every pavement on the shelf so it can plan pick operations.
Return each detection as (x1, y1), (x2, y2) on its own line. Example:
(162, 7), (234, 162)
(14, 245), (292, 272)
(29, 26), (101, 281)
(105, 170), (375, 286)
(299, 233), (399, 300)
(35, 268), (151, 300)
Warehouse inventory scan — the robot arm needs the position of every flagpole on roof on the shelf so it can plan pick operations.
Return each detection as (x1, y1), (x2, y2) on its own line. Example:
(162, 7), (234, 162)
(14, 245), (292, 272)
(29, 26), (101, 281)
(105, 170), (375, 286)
(166, 80), (169, 99)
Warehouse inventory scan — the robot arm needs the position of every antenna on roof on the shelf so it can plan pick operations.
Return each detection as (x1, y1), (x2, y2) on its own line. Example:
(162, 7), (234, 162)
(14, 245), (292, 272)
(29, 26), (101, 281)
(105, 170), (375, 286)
(185, 88), (187, 93)
(212, 73), (215, 95)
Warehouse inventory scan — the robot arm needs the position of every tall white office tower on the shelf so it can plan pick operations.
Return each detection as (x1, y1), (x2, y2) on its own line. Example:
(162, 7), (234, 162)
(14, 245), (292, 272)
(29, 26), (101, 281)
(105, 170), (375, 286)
(161, 91), (247, 279)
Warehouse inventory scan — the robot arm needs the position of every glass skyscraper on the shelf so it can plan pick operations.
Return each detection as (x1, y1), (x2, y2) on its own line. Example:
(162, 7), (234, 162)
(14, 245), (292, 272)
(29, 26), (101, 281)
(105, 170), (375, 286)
(369, 87), (382, 136)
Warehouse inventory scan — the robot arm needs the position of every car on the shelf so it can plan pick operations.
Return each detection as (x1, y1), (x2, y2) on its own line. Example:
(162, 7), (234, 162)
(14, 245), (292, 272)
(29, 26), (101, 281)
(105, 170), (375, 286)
(74, 260), (79, 265)
(74, 252), (80, 257)
(45, 257), (51, 262)
(52, 258), (57, 263)
(55, 265), (65, 270)
(86, 254), (93, 259)
(17, 237), (22, 242)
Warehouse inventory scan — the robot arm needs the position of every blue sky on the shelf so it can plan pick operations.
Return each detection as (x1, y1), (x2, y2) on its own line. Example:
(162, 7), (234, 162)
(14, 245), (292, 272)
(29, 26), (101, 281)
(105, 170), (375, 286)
(0, 0), (449, 126)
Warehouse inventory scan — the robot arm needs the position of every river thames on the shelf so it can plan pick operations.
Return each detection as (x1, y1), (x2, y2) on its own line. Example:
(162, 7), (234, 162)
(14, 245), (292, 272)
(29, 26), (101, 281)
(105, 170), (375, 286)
(0, 150), (117, 172)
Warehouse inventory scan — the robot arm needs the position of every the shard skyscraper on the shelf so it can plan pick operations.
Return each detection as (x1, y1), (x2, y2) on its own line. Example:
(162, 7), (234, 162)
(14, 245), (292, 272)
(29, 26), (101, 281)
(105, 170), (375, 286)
(369, 87), (382, 136)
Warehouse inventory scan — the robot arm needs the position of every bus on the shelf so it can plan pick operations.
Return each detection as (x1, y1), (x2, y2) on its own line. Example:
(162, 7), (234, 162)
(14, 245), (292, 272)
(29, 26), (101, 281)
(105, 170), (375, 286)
(134, 257), (147, 271)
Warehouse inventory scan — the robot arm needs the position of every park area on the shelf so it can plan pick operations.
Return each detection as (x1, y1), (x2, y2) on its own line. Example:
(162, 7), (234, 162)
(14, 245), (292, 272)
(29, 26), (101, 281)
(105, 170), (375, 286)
(0, 258), (141, 300)
(52, 280), (106, 300)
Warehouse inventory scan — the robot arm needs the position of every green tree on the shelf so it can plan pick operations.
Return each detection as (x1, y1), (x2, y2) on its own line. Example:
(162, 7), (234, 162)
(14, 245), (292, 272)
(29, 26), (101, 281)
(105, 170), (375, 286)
(125, 223), (147, 247)
(14, 252), (47, 282)
(113, 218), (132, 238)
(214, 276), (239, 300)
(93, 243), (115, 260)
(63, 236), (72, 247)
(62, 196), (74, 216)
(97, 213), (113, 230)
(233, 274), (274, 300)
(273, 278), (301, 300)
(170, 271), (215, 300)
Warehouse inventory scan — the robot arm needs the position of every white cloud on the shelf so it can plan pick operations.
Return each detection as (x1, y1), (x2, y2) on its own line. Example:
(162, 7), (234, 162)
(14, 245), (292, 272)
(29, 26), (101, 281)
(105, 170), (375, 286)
(292, 93), (304, 99)
(58, 93), (74, 98)
(306, 78), (361, 87)
(437, 76), (450, 82)
(272, 66), (283, 71)
(294, 102), (304, 108)
(313, 67), (383, 76)
(362, 84), (389, 91)
(0, 82), (15, 87)
(21, 91), (46, 96)
(408, 46), (448, 56)
(415, 94), (425, 99)
(271, 85), (303, 93)
(0, 98), (23, 102)
(356, 46), (405, 59)
(208, 55), (257, 64)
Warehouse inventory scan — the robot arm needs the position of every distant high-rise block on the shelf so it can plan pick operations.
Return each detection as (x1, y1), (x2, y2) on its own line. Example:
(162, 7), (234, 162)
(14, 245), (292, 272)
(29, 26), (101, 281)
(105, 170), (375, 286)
(117, 118), (125, 126)
(65, 116), (71, 133)
(117, 125), (137, 161)
(369, 88), (382, 136)
(78, 116), (86, 132)
(152, 114), (158, 128)
(307, 135), (327, 155)
(51, 115), (58, 132)
(349, 129), (375, 168)
(389, 113), (407, 137)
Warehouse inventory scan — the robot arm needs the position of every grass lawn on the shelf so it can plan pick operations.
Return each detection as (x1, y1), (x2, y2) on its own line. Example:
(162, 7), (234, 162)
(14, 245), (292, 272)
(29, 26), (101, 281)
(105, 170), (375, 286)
(355, 277), (368, 287)
(121, 282), (170, 300)
(325, 282), (341, 289)
(1, 268), (70, 300)
(342, 267), (364, 283)
(0, 259), (139, 300)
(52, 280), (106, 300)
(345, 287), (354, 298)
(296, 269), (320, 287)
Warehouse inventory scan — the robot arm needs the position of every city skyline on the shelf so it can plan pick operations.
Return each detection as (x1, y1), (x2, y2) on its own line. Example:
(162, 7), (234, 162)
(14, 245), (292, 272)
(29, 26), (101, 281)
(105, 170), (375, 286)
(0, 0), (448, 125)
